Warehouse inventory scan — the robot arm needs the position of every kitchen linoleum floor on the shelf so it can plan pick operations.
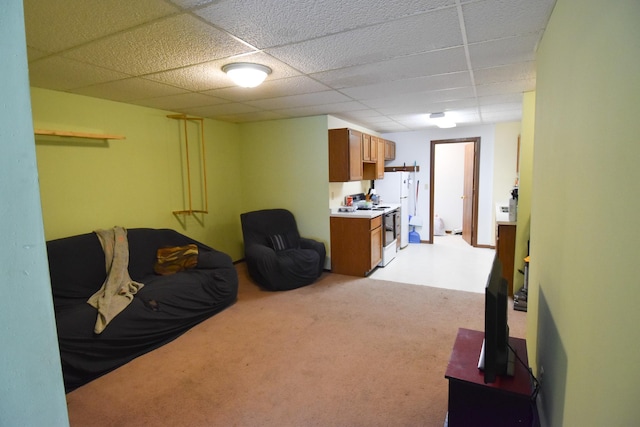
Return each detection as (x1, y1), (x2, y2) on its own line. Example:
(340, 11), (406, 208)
(370, 234), (497, 294)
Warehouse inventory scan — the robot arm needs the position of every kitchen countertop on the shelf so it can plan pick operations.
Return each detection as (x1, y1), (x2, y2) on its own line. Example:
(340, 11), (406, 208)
(329, 203), (401, 219)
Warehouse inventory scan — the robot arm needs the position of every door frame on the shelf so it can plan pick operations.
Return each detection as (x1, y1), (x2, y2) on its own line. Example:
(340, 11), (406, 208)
(429, 137), (481, 246)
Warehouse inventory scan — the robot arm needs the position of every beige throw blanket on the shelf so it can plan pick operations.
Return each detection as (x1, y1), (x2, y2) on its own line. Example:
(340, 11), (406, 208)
(87, 226), (144, 334)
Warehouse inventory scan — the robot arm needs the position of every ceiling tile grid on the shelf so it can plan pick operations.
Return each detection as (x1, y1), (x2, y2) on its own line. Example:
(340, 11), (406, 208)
(192, 0), (458, 49)
(60, 14), (255, 76)
(23, 0), (557, 132)
(23, 0), (180, 53)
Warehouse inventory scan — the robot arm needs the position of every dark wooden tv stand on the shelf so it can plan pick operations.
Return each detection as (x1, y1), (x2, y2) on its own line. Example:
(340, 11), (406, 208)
(445, 328), (535, 427)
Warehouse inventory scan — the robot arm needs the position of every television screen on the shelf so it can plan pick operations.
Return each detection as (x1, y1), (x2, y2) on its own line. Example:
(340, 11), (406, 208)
(478, 254), (514, 383)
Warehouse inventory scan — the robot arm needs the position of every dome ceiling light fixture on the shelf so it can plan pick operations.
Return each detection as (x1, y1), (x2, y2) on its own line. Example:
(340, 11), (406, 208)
(429, 112), (456, 128)
(221, 62), (272, 88)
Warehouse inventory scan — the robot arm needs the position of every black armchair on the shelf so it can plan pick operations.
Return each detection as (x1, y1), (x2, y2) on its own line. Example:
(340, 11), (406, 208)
(240, 209), (326, 291)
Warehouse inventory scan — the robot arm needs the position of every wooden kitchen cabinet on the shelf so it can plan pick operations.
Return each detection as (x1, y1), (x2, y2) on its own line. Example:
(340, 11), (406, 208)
(363, 136), (385, 180)
(330, 215), (382, 276)
(496, 222), (517, 296)
(329, 128), (363, 182)
(329, 128), (395, 182)
(384, 139), (396, 160)
(376, 137), (385, 178)
(362, 134), (378, 163)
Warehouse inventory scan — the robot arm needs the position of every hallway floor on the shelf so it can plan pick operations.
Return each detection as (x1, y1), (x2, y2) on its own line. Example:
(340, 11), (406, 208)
(369, 234), (528, 338)
(370, 234), (497, 294)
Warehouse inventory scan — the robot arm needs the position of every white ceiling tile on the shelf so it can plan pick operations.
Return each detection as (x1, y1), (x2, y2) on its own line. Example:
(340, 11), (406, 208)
(26, 46), (49, 62)
(28, 56), (130, 91)
(468, 34), (541, 69)
(312, 48), (469, 89)
(449, 109), (482, 125)
(265, 8), (462, 74)
(133, 93), (227, 111)
(341, 72), (472, 100)
(473, 62), (536, 85)
(370, 122), (412, 133)
(214, 110), (292, 123)
(62, 14), (254, 75)
(245, 91), (352, 110)
(182, 103), (261, 117)
(274, 101), (370, 117)
(168, 0), (216, 9)
(475, 79), (536, 97)
(204, 76), (329, 102)
(363, 87), (476, 111)
(389, 109), (480, 127)
(338, 110), (388, 120)
(480, 102), (523, 114)
(144, 61), (230, 92)
(477, 93), (523, 106)
(143, 52), (301, 92)
(24, 0), (179, 53)
(480, 109), (523, 123)
(361, 118), (405, 128)
(462, 0), (557, 43)
(416, 98), (481, 116)
(71, 78), (187, 102)
(195, 0), (457, 49)
(391, 114), (432, 126)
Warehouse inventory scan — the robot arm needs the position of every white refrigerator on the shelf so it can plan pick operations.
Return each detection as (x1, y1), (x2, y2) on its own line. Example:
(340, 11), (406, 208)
(374, 171), (410, 248)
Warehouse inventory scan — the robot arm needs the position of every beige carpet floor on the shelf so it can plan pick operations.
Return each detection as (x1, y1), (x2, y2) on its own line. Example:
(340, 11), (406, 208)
(66, 263), (526, 427)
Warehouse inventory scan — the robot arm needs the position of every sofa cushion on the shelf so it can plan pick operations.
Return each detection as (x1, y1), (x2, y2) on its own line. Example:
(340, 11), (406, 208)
(154, 244), (198, 275)
(47, 232), (107, 300)
(269, 234), (290, 251)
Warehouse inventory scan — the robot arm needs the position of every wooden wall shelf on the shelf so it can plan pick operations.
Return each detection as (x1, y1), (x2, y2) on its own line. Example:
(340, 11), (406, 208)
(384, 165), (419, 172)
(172, 209), (208, 215)
(167, 115), (208, 216)
(34, 129), (126, 140)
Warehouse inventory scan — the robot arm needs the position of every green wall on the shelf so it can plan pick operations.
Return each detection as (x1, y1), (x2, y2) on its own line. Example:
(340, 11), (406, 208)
(31, 90), (332, 263)
(492, 121), (520, 245)
(513, 92), (535, 292)
(32, 88), (245, 260)
(529, 0), (640, 425)
(0, 2), (69, 425)
(239, 116), (330, 248)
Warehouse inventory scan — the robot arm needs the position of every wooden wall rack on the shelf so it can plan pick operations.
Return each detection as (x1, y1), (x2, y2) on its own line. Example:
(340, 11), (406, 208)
(384, 165), (420, 172)
(34, 129), (126, 140)
(167, 114), (208, 215)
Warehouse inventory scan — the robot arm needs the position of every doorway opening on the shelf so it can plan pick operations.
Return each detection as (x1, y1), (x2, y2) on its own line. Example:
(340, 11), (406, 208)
(429, 137), (481, 247)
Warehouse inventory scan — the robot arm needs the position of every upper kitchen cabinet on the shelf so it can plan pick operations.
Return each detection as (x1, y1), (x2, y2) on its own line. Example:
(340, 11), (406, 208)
(362, 133), (378, 163)
(384, 139), (396, 161)
(363, 136), (384, 180)
(329, 128), (363, 182)
(329, 128), (396, 182)
(377, 137), (386, 177)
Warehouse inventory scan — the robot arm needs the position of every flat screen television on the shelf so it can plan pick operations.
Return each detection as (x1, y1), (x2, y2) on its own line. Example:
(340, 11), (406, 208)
(478, 254), (515, 383)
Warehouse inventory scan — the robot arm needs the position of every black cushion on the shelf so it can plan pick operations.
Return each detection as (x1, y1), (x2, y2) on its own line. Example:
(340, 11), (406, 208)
(269, 234), (290, 251)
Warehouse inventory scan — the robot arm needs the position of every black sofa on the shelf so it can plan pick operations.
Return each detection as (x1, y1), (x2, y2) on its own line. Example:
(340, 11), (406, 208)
(46, 228), (238, 392)
(240, 209), (326, 291)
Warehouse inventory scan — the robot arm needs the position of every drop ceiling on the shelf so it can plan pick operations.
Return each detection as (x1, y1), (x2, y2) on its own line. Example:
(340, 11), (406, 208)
(24, 0), (556, 133)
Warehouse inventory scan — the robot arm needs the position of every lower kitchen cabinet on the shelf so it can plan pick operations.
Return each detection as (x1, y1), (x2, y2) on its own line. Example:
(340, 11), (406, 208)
(330, 215), (382, 276)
